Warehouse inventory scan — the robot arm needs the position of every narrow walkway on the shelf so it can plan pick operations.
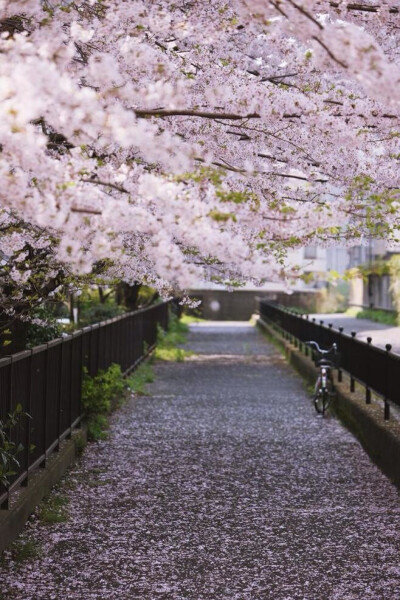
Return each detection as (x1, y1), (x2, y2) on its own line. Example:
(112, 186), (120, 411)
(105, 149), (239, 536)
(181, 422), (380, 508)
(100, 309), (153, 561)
(1, 323), (400, 599)
(309, 313), (400, 354)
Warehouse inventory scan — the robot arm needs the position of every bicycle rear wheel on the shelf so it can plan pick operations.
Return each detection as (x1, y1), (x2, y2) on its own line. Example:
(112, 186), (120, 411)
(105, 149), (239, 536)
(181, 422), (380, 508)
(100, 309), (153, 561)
(313, 389), (330, 414)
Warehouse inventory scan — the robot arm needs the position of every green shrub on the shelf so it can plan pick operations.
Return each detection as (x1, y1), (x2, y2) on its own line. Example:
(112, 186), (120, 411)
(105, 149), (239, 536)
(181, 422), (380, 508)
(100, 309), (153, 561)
(77, 285), (126, 327)
(81, 363), (126, 440)
(26, 305), (62, 348)
(154, 313), (191, 361)
(356, 307), (397, 326)
(0, 404), (30, 487)
(79, 302), (125, 327)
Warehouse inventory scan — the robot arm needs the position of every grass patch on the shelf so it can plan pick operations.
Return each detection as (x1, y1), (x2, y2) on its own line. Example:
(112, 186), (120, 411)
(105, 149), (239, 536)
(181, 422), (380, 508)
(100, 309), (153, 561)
(8, 539), (40, 562)
(39, 493), (69, 524)
(345, 306), (361, 317)
(89, 467), (107, 474)
(87, 479), (113, 488)
(155, 346), (188, 362)
(126, 362), (155, 395)
(286, 306), (311, 315)
(154, 313), (192, 362)
(181, 314), (204, 324)
(346, 306), (397, 325)
(357, 308), (397, 326)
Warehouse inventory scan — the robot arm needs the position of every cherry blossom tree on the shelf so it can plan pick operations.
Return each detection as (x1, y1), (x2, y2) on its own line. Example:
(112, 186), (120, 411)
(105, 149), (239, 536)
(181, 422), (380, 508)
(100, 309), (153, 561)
(1, 0), (399, 314)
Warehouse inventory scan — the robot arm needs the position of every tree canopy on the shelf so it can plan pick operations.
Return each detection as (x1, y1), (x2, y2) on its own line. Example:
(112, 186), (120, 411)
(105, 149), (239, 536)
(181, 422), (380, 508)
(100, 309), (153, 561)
(1, 1), (399, 311)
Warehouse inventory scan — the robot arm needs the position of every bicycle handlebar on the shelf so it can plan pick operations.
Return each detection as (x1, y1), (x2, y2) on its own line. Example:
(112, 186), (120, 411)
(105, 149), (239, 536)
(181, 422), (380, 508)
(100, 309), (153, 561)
(306, 341), (337, 355)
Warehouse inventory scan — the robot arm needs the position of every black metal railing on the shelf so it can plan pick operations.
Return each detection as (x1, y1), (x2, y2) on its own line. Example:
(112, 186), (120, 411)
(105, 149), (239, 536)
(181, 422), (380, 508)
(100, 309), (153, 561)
(0, 301), (170, 509)
(259, 300), (400, 419)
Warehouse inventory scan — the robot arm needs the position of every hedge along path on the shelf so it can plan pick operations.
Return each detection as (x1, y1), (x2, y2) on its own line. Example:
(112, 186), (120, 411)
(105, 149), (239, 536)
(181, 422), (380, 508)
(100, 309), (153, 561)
(0, 322), (400, 599)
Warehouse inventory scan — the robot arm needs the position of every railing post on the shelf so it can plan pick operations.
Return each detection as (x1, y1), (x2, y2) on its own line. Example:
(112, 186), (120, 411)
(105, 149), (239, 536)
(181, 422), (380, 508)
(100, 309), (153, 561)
(1, 357), (13, 509)
(365, 387), (371, 404)
(384, 344), (392, 420)
(67, 339), (73, 439)
(337, 327), (343, 382)
(366, 337), (372, 404)
(96, 323), (100, 374)
(350, 331), (356, 392)
(303, 314), (308, 355)
(298, 322), (303, 352)
(56, 339), (64, 451)
(22, 350), (33, 486)
(77, 332), (84, 424)
(41, 343), (50, 468)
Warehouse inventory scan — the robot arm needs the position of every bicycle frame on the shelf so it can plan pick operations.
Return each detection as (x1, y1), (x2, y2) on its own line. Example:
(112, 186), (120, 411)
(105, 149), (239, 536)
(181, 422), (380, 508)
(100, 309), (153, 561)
(306, 341), (338, 415)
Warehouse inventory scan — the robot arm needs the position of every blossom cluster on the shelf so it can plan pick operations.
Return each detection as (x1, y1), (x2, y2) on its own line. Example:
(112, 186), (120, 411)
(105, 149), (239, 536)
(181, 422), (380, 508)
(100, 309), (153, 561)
(1, 0), (399, 301)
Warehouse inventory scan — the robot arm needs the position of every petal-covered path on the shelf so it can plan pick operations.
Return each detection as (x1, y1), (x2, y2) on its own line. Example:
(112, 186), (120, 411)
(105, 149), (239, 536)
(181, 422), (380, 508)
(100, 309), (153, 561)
(1, 322), (400, 599)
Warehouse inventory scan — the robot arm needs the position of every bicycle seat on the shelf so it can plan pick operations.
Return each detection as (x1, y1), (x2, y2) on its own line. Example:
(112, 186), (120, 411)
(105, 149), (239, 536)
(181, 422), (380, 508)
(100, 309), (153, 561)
(316, 358), (334, 366)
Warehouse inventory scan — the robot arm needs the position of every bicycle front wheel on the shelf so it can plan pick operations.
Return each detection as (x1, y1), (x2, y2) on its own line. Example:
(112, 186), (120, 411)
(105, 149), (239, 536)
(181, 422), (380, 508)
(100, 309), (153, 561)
(313, 389), (330, 415)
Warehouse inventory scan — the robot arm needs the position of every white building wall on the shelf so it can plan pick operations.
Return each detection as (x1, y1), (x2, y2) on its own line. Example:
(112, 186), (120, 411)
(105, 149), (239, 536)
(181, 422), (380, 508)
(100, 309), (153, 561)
(287, 246), (350, 289)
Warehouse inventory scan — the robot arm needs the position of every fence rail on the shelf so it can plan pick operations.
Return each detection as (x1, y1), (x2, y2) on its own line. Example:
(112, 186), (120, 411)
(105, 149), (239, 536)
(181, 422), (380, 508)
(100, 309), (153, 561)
(0, 301), (170, 509)
(259, 300), (400, 419)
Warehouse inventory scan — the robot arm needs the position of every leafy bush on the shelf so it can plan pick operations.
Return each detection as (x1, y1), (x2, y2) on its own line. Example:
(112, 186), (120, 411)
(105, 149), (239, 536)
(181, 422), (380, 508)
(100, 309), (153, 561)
(0, 404), (30, 487)
(77, 285), (125, 327)
(137, 285), (159, 307)
(26, 305), (62, 348)
(154, 313), (191, 361)
(81, 363), (126, 440)
(79, 302), (125, 326)
(79, 301), (125, 327)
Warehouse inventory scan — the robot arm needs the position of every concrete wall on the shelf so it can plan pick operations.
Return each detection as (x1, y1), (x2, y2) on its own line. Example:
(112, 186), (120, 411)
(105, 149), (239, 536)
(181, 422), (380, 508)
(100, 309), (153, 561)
(188, 290), (322, 321)
(349, 275), (395, 311)
(0, 428), (87, 554)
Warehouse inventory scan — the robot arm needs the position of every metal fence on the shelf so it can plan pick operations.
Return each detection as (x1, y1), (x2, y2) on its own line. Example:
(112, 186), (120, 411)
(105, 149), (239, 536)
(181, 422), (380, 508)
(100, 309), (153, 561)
(0, 301), (170, 509)
(259, 300), (400, 419)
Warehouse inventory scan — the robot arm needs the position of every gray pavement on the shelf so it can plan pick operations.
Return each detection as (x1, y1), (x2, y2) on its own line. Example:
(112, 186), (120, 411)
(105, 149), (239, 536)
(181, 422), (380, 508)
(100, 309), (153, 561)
(1, 323), (400, 599)
(309, 313), (400, 354)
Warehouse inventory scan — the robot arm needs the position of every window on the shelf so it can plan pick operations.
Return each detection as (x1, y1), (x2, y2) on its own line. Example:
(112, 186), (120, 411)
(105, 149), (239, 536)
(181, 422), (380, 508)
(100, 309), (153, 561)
(304, 246), (317, 259)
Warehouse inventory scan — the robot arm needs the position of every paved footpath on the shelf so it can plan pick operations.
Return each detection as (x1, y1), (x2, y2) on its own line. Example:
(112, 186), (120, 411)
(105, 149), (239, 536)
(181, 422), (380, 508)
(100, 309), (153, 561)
(1, 323), (400, 599)
(309, 313), (400, 354)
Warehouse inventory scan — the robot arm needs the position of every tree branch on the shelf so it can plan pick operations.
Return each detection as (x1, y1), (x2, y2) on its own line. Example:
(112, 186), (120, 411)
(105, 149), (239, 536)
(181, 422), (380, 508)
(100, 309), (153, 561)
(134, 109), (261, 120)
(80, 178), (129, 194)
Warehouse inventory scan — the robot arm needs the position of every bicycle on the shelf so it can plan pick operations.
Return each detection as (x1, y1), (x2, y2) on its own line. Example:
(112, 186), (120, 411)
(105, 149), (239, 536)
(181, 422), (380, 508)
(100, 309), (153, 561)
(306, 341), (338, 415)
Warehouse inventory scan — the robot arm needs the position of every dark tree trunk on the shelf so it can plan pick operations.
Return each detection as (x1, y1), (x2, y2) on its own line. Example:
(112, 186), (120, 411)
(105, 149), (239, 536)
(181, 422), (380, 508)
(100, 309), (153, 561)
(116, 282), (142, 311)
(0, 313), (29, 357)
